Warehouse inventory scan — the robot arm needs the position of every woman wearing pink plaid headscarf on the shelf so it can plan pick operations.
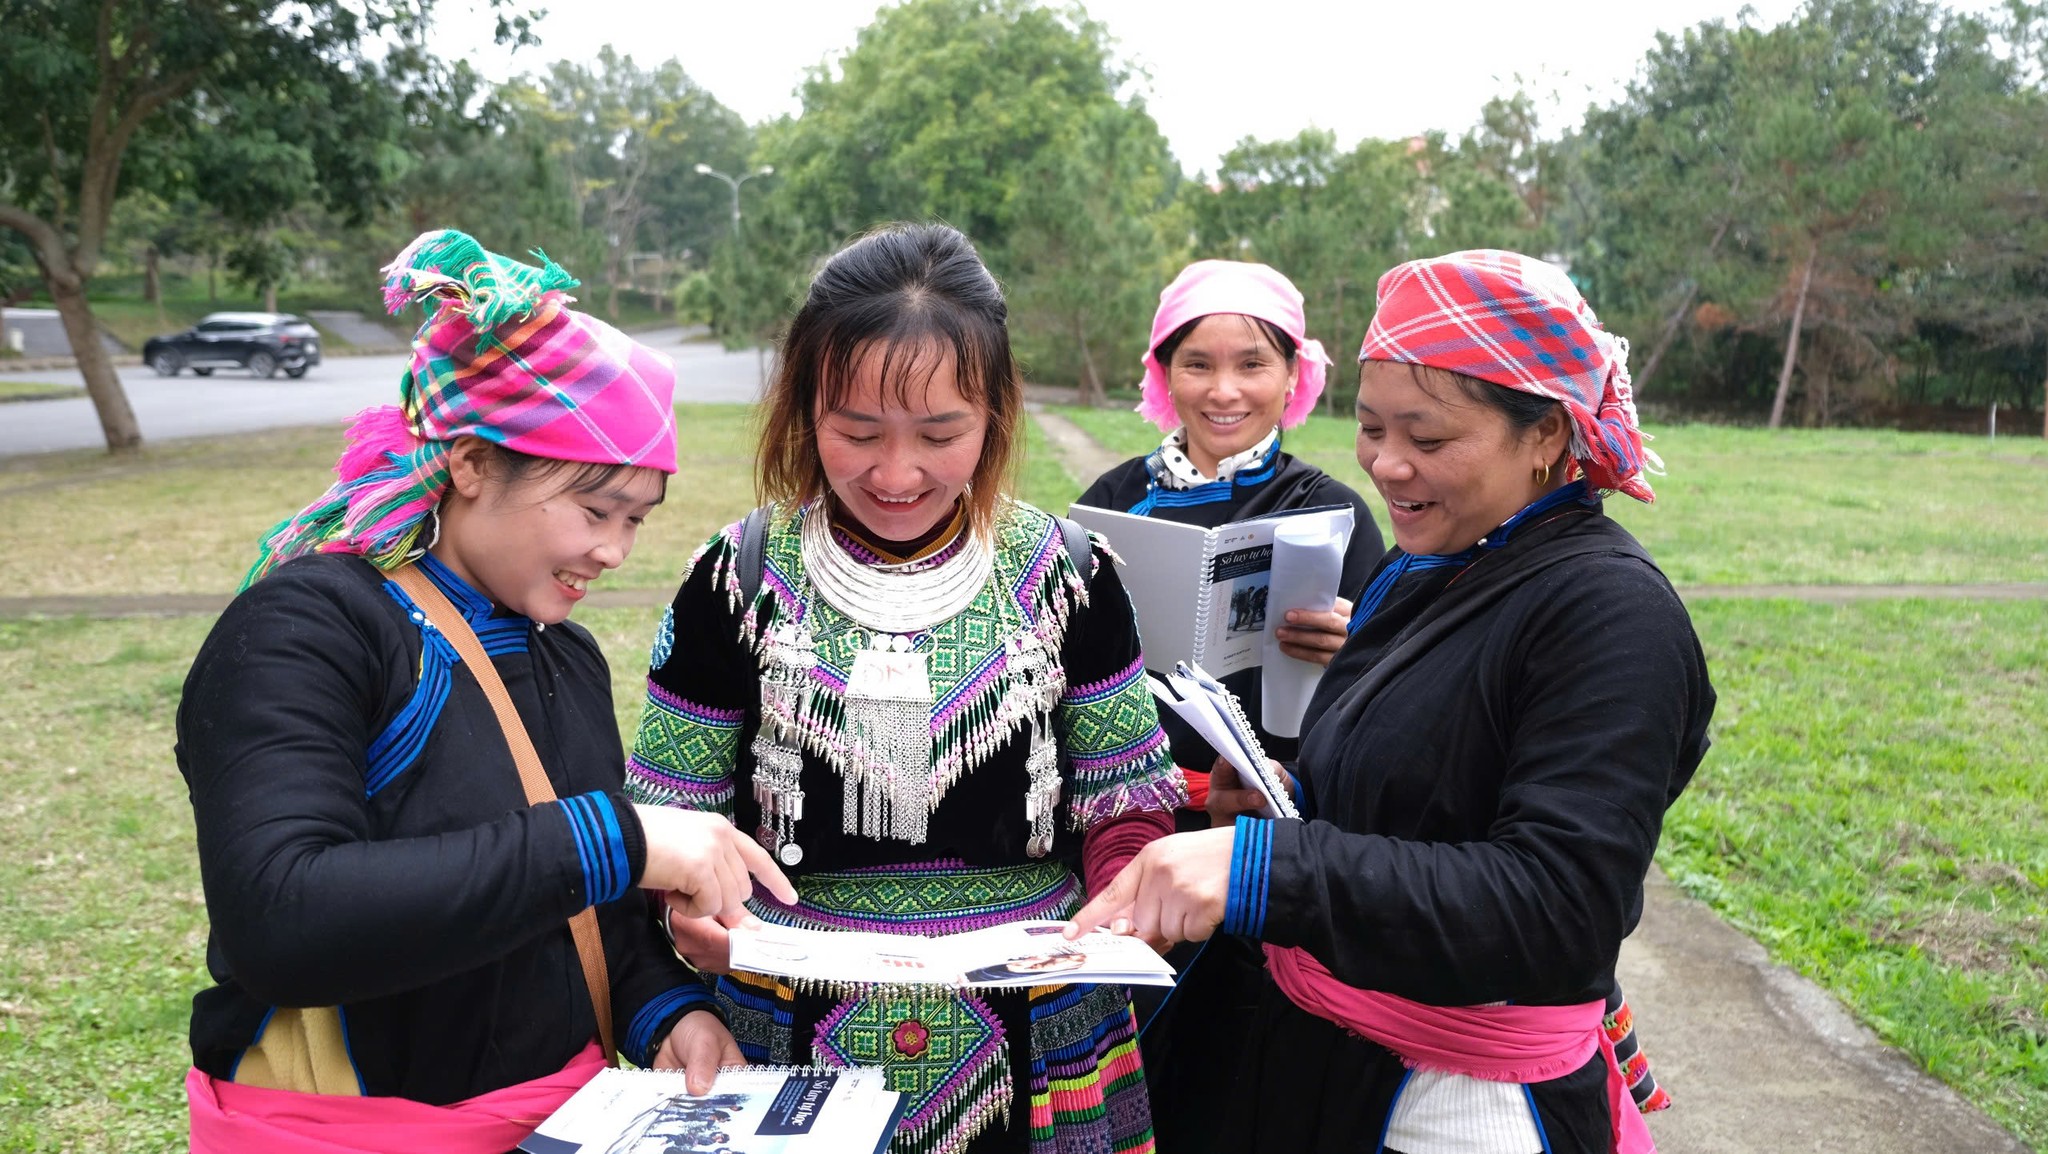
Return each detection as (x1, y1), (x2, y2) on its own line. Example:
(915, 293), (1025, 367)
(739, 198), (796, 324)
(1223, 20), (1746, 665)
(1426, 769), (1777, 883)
(178, 230), (794, 1154)
(1073, 251), (1713, 1154)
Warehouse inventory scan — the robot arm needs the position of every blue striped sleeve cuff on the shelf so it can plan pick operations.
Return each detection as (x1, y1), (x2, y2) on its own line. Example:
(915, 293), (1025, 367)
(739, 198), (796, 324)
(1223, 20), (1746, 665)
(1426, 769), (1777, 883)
(560, 791), (633, 906)
(1221, 814), (1273, 938)
(626, 983), (719, 1066)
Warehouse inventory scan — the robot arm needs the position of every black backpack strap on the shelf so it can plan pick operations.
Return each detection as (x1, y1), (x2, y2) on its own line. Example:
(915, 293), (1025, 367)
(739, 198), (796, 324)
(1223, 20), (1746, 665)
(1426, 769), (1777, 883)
(736, 504), (773, 606)
(1055, 515), (1093, 577)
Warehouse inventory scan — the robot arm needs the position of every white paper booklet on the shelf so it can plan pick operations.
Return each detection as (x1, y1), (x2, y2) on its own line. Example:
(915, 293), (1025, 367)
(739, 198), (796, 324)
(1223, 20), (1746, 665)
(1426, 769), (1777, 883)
(1068, 503), (1355, 678)
(1149, 662), (1300, 820)
(518, 1065), (906, 1154)
(727, 919), (1176, 988)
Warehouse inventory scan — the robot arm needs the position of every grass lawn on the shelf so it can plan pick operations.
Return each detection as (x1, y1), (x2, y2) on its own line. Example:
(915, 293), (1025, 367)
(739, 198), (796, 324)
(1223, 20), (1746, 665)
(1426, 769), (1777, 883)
(0, 615), (214, 1153)
(1, 411), (2044, 1150)
(0, 405), (1086, 601)
(1666, 598), (2048, 1143)
(0, 381), (84, 403)
(1057, 407), (2048, 585)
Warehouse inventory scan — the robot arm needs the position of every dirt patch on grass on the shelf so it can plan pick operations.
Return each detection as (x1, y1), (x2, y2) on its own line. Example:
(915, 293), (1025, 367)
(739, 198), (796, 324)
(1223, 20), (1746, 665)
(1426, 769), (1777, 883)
(1870, 903), (2045, 973)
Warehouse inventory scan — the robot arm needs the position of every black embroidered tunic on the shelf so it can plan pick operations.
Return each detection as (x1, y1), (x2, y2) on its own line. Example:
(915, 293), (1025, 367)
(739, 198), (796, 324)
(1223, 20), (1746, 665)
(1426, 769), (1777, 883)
(177, 552), (711, 1105)
(625, 500), (1183, 1153)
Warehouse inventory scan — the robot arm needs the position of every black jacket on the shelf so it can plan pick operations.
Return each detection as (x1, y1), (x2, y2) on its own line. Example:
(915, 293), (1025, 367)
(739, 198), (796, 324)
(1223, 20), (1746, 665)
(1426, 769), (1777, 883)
(1152, 506), (1714, 1153)
(177, 553), (708, 1104)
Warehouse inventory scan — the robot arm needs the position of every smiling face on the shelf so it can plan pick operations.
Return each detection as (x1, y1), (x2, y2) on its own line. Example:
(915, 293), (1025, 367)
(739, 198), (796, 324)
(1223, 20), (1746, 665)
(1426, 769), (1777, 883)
(1164, 314), (1295, 476)
(814, 341), (989, 542)
(1354, 361), (1568, 556)
(433, 440), (666, 624)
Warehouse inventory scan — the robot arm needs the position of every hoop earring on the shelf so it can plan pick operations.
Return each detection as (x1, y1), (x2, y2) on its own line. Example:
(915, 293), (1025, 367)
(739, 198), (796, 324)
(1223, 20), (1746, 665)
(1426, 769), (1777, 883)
(1534, 462), (1553, 487)
(425, 505), (442, 549)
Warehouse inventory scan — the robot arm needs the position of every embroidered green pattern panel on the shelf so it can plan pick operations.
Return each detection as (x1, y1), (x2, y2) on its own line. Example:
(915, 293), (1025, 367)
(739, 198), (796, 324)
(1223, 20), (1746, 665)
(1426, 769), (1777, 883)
(747, 859), (1081, 937)
(625, 682), (744, 816)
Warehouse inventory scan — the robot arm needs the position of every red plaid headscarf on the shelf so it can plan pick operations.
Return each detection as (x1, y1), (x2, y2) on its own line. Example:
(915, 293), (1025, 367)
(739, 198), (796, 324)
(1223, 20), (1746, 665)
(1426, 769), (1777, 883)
(1359, 250), (1658, 503)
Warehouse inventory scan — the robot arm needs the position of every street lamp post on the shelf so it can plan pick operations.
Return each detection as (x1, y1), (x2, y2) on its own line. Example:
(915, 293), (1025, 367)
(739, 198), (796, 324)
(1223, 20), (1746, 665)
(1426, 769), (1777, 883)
(693, 163), (774, 231)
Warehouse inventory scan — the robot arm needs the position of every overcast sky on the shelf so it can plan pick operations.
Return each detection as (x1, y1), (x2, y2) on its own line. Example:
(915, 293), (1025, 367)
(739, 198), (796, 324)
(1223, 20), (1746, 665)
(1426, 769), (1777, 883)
(435, 0), (2003, 173)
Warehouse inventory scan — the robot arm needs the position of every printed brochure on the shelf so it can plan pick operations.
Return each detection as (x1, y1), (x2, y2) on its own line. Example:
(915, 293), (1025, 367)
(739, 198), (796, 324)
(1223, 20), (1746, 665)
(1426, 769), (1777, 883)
(727, 918), (1175, 988)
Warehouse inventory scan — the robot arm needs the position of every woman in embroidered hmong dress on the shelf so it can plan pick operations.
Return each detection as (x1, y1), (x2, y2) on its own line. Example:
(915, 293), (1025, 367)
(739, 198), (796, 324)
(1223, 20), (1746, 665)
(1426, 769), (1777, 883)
(176, 231), (792, 1154)
(627, 223), (1184, 1154)
(1075, 260), (1383, 827)
(1070, 252), (1714, 1154)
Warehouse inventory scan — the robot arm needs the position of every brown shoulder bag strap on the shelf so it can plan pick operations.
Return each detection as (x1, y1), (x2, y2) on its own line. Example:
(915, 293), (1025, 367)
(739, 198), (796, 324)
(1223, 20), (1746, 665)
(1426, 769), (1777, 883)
(391, 564), (618, 1067)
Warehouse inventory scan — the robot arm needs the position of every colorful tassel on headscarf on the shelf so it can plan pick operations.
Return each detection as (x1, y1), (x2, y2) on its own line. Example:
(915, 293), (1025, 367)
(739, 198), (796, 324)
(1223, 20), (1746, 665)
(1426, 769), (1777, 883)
(1359, 250), (1660, 503)
(244, 229), (678, 588)
(378, 228), (580, 332)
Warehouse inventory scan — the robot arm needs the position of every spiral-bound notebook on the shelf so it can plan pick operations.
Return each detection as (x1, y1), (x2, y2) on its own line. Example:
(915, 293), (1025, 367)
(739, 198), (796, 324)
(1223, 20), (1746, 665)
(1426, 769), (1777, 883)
(518, 1065), (906, 1154)
(1069, 503), (1355, 677)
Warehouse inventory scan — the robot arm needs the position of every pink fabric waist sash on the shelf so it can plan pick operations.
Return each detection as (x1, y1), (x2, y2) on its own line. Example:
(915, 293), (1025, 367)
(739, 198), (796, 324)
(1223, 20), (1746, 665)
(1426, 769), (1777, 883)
(1265, 944), (1654, 1154)
(187, 1042), (604, 1154)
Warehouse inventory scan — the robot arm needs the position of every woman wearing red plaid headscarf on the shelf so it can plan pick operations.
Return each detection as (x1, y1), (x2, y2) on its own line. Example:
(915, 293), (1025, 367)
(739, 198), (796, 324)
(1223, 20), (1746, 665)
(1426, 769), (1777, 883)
(1071, 251), (1713, 1154)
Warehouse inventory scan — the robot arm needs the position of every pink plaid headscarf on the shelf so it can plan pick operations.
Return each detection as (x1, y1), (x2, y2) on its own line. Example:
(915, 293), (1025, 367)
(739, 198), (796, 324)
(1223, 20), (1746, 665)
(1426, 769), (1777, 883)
(246, 230), (677, 585)
(1136, 260), (1329, 431)
(1360, 250), (1658, 503)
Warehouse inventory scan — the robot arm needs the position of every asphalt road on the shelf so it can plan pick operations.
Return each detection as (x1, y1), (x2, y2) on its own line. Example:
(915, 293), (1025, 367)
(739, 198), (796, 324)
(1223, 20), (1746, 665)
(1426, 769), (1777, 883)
(0, 328), (772, 457)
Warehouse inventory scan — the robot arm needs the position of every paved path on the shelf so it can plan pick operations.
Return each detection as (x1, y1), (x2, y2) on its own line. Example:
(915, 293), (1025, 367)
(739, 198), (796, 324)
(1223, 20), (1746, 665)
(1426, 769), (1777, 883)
(0, 327), (769, 457)
(1625, 868), (2030, 1153)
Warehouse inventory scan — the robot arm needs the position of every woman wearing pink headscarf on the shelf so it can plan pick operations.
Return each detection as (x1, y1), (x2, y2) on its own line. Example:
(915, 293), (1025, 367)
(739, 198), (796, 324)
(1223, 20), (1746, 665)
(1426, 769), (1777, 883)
(1071, 251), (1713, 1154)
(1076, 260), (1384, 822)
(178, 231), (793, 1154)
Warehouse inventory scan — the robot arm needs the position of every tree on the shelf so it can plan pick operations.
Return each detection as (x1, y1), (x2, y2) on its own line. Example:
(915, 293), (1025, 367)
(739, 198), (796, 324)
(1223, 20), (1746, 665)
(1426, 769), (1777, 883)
(698, 195), (816, 375)
(1186, 130), (1483, 404)
(766, 0), (1131, 252)
(1576, 18), (1756, 399)
(1006, 99), (1182, 403)
(751, 0), (1183, 394)
(1574, 0), (2042, 423)
(520, 48), (752, 318)
(0, 0), (533, 451)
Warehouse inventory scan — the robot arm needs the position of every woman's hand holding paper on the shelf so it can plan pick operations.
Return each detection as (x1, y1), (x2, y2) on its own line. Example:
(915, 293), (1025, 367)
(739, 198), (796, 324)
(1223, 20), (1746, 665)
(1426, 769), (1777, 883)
(1274, 596), (1352, 666)
(1063, 828), (1235, 950)
(1205, 757), (1294, 826)
(651, 1008), (743, 1095)
(662, 905), (760, 974)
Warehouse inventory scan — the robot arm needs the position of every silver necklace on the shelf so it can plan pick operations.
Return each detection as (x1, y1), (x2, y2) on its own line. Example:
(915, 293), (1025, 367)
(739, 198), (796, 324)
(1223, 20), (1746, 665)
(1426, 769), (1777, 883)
(799, 502), (994, 633)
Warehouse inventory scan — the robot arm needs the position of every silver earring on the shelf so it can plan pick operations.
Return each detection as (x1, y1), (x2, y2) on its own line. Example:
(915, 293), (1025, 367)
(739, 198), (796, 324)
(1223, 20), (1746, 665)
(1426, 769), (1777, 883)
(425, 506), (442, 549)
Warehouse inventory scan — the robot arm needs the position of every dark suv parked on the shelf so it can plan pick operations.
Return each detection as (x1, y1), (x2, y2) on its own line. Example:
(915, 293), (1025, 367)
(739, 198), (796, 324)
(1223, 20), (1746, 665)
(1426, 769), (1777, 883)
(143, 312), (323, 379)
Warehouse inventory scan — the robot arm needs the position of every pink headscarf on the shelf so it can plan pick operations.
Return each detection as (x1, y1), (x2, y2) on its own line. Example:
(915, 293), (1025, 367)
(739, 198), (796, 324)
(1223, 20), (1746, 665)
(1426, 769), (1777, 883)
(1135, 260), (1329, 431)
(1359, 250), (1658, 503)
(246, 230), (677, 585)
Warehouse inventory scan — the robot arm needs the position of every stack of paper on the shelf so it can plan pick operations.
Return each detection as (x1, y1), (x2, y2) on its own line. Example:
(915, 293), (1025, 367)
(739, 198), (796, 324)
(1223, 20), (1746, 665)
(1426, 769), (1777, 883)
(1149, 662), (1300, 820)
